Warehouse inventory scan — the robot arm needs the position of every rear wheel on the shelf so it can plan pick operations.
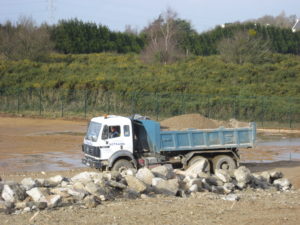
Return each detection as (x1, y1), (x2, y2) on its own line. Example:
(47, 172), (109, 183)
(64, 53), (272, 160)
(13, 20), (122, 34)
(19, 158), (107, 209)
(111, 159), (134, 173)
(212, 155), (236, 172)
(188, 156), (211, 173)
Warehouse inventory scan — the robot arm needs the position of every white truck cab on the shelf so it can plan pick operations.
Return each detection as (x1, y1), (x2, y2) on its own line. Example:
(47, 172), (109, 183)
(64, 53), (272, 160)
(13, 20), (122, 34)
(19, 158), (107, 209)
(82, 115), (136, 170)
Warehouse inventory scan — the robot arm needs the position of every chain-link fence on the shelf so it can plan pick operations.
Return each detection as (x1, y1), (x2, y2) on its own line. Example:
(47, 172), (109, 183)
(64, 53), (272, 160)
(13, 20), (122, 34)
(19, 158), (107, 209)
(1, 88), (299, 128)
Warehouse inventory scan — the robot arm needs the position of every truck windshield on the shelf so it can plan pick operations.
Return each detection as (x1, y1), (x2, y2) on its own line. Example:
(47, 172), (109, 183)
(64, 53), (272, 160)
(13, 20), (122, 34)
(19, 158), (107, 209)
(85, 122), (102, 142)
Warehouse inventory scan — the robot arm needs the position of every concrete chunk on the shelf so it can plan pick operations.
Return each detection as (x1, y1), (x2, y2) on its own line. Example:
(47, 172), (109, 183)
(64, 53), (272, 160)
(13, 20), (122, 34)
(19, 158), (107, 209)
(184, 159), (210, 178)
(136, 168), (155, 185)
(215, 169), (232, 183)
(21, 178), (37, 191)
(152, 178), (179, 196)
(125, 175), (147, 193)
(2, 183), (26, 203)
(234, 166), (252, 184)
(151, 164), (175, 179)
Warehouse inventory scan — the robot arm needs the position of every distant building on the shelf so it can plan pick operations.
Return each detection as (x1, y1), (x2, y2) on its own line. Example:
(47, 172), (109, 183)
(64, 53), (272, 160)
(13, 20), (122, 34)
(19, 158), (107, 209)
(292, 19), (300, 32)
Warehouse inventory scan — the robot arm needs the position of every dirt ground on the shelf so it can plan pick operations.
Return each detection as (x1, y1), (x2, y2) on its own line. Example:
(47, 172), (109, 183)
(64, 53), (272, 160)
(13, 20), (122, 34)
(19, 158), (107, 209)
(1, 115), (300, 224)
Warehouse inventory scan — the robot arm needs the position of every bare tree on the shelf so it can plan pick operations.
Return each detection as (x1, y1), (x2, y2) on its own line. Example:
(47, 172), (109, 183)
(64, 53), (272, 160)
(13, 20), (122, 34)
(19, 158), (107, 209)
(141, 8), (184, 64)
(217, 30), (271, 64)
(0, 16), (53, 61)
(251, 11), (297, 28)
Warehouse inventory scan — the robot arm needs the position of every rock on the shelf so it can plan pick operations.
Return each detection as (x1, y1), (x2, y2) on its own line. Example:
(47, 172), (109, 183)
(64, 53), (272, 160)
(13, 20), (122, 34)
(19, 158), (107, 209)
(251, 175), (271, 189)
(21, 178), (37, 191)
(273, 178), (291, 191)
(23, 207), (31, 213)
(136, 168), (155, 185)
(152, 178), (179, 196)
(26, 187), (48, 202)
(83, 195), (101, 208)
(221, 194), (240, 201)
(2, 183), (26, 203)
(184, 177), (203, 191)
(236, 182), (247, 189)
(106, 180), (127, 189)
(152, 177), (164, 186)
(189, 184), (199, 193)
(122, 169), (136, 177)
(73, 182), (86, 191)
(151, 164), (175, 179)
(201, 179), (212, 191)
(47, 195), (62, 208)
(15, 201), (27, 209)
(36, 179), (45, 187)
(215, 169), (232, 183)
(84, 182), (101, 195)
(184, 159), (210, 178)
(125, 175), (147, 193)
(141, 194), (149, 199)
(0, 200), (14, 214)
(0, 182), (3, 196)
(211, 186), (225, 194)
(67, 188), (87, 200)
(50, 188), (71, 198)
(27, 201), (47, 210)
(71, 172), (95, 184)
(45, 175), (65, 187)
(270, 171), (283, 181)
(260, 171), (271, 183)
(206, 176), (224, 186)
(234, 166), (252, 184)
(223, 183), (235, 194)
(123, 188), (140, 199)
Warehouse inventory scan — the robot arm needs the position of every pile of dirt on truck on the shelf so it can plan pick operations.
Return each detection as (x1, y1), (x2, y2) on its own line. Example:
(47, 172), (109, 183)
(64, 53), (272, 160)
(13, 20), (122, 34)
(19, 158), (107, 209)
(160, 113), (248, 130)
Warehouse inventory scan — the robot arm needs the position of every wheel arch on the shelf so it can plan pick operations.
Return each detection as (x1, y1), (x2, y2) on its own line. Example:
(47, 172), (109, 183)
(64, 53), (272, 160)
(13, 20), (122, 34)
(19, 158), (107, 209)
(108, 150), (137, 169)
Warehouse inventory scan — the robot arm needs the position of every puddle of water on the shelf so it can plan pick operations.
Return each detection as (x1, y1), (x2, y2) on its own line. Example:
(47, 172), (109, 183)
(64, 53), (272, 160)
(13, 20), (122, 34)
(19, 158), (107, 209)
(0, 151), (85, 172)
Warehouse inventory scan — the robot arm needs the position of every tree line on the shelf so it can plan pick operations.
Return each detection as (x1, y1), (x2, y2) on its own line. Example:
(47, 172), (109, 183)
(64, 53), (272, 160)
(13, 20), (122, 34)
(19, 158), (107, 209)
(0, 11), (299, 64)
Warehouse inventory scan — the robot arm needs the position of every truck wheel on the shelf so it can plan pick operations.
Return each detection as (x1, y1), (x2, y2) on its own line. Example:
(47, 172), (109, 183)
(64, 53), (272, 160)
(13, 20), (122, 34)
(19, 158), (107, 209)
(212, 155), (236, 172)
(188, 156), (211, 173)
(112, 159), (134, 173)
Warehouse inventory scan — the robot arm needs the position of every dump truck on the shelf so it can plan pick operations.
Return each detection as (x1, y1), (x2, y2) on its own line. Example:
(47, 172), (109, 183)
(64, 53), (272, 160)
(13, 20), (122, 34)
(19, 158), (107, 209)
(82, 114), (256, 172)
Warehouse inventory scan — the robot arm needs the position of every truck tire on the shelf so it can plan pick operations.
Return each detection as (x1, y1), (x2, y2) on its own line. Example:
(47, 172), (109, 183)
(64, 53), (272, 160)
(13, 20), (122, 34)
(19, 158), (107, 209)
(188, 156), (211, 173)
(212, 155), (236, 172)
(111, 159), (134, 172)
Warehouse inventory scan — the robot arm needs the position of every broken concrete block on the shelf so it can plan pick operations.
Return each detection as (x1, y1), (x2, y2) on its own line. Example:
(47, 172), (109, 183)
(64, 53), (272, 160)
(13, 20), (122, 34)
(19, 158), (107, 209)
(71, 172), (94, 184)
(67, 188), (87, 200)
(106, 180), (127, 189)
(136, 168), (155, 185)
(184, 159), (210, 178)
(45, 175), (65, 187)
(83, 195), (101, 208)
(234, 166), (252, 184)
(125, 175), (147, 193)
(270, 171), (283, 181)
(151, 164), (175, 179)
(123, 188), (140, 199)
(223, 183), (235, 194)
(215, 169), (232, 183)
(21, 178), (37, 191)
(273, 178), (291, 191)
(46, 194), (62, 208)
(152, 178), (179, 196)
(26, 187), (48, 202)
(188, 184), (199, 193)
(2, 183), (26, 203)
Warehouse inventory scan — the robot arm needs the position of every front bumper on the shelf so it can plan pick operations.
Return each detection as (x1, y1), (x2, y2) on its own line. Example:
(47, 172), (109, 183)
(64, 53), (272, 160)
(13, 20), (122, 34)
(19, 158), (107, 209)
(82, 156), (102, 169)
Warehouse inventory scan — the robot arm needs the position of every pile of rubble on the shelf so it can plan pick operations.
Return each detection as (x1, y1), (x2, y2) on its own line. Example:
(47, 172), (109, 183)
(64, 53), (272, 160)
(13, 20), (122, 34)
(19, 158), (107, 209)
(0, 160), (292, 214)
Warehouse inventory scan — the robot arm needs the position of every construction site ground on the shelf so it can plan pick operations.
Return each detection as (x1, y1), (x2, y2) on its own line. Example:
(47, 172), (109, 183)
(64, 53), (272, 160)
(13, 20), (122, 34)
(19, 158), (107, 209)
(1, 115), (300, 225)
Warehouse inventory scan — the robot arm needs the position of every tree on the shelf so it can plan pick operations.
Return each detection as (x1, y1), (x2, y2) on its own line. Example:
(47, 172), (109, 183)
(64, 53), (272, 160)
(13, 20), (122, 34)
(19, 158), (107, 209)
(0, 16), (53, 61)
(217, 29), (271, 64)
(141, 8), (185, 64)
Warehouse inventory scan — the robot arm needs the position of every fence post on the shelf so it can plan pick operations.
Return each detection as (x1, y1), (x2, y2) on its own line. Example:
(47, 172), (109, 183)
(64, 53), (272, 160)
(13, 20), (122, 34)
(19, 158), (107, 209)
(261, 97), (265, 127)
(289, 98), (292, 129)
(84, 90), (87, 119)
(61, 91), (64, 117)
(39, 88), (42, 116)
(17, 89), (20, 114)
(155, 92), (159, 120)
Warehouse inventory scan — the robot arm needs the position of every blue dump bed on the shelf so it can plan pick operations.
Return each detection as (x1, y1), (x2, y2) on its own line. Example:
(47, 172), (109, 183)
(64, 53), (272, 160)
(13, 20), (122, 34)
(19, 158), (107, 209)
(139, 120), (256, 153)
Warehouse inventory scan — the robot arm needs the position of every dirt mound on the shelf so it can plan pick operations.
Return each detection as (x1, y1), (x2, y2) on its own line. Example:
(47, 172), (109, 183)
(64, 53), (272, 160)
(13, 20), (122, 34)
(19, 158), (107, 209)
(160, 114), (248, 130)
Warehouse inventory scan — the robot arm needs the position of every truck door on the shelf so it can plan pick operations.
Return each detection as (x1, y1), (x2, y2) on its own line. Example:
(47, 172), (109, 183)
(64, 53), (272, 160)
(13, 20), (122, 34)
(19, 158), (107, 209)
(101, 124), (133, 159)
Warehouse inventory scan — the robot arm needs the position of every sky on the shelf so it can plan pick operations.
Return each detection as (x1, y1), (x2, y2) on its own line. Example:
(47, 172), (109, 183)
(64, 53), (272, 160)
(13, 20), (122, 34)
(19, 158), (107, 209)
(0, 0), (299, 32)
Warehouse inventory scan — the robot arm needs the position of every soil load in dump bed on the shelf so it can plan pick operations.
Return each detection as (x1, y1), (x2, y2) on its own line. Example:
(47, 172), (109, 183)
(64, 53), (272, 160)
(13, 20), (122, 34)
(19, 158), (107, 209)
(160, 113), (248, 130)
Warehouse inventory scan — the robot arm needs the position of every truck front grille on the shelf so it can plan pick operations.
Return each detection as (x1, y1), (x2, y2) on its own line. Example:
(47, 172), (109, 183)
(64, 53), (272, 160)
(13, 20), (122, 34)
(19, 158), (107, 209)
(82, 144), (100, 157)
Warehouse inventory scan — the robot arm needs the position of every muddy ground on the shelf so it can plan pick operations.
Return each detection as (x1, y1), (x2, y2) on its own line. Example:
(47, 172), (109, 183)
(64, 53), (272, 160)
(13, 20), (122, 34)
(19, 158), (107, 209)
(1, 116), (300, 224)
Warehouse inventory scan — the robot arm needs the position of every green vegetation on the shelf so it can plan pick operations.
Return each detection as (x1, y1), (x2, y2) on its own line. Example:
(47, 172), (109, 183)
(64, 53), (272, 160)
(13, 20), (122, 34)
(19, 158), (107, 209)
(1, 53), (299, 97)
